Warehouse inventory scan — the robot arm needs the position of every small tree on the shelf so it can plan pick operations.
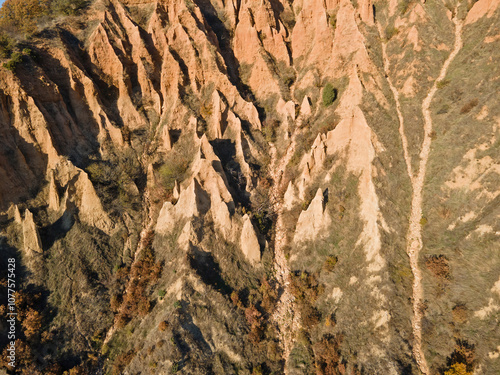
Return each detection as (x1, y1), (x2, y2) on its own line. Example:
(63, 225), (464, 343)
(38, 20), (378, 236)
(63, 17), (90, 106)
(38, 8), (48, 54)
(322, 83), (338, 107)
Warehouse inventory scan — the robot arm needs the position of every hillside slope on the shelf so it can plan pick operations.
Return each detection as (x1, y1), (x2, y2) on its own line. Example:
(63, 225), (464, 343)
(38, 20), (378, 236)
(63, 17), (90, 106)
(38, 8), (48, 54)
(0, 0), (498, 374)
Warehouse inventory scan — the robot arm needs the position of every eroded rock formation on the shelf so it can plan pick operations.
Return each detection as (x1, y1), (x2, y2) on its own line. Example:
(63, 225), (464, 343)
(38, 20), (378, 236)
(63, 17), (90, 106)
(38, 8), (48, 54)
(0, 0), (499, 374)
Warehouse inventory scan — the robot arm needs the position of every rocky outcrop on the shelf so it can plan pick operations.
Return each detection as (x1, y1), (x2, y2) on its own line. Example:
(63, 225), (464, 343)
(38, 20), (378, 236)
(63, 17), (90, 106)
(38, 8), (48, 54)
(48, 170), (60, 212)
(283, 182), (297, 210)
(466, 0), (500, 24)
(22, 209), (43, 255)
(234, 8), (281, 100)
(157, 134), (235, 238)
(156, 178), (210, 234)
(291, 0), (334, 69)
(293, 188), (330, 242)
(240, 214), (261, 265)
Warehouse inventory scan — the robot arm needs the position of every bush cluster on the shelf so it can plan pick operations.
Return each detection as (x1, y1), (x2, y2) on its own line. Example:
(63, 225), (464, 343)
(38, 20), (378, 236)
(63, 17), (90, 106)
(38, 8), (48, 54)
(85, 150), (143, 215)
(460, 98), (478, 114)
(113, 242), (162, 328)
(444, 341), (475, 375)
(289, 271), (324, 328)
(230, 277), (277, 345)
(313, 334), (344, 375)
(2, 50), (21, 70)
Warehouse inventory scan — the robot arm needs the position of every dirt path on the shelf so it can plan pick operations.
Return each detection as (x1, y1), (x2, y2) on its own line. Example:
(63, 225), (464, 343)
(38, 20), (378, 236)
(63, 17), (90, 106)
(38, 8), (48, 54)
(378, 14), (463, 375)
(268, 131), (301, 372)
(377, 23), (414, 180)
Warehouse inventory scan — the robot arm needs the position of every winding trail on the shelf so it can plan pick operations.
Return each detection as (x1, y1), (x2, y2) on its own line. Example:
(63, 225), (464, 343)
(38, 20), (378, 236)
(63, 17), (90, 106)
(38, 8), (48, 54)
(378, 14), (464, 375)
(268, 131), (300, 372)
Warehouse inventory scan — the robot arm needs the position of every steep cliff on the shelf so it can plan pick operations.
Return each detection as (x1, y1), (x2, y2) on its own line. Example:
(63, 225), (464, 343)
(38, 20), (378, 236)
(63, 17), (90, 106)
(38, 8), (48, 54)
(0, 0), (499, 374)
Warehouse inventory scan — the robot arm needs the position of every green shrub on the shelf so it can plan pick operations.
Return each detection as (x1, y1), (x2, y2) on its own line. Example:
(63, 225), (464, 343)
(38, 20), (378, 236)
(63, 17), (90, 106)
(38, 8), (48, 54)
(322, 256), (338, 272)
(262, 117), (279, 143)
(22, 48), (38, 62)
(385, 26), (399, 40)
(0, 0), (48, 34)
(3, 51), (22, 71)
(158, 132), (195, 192)
(171, 362), (179, 373)
(437, 79), (451, 89)
(437, 105), (449, 114)
(322, 83), (338, 107)
(0, 33), (15, 58)
(184, 0), (195, 11)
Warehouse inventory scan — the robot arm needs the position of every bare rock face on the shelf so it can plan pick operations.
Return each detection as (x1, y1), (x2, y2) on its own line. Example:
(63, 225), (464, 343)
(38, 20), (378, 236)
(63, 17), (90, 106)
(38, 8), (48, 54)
(234, 8), (281, 100)
(177, 220), (199, 251)
(156, 178), (209, 234)
(358, 0), (374, 25)
(466, 0), (500, 24)
(294, 188), (330, 242)
(48, 170), (60, 212)
(240, 214), (261, 265)
(208, 90), (228, 139)
(291, 0), (334, 69)
(74, 171), (114, 233)
(277, 98), (296, 122)
(299, 133), (327, 176)
(7, 204), (23, 224)
(284, 182), (297, 210)
(222, 110), (255, 189)
(157, 135), (235, 237)
(299, 96), (312, 118)
(22, 209), (43, 255)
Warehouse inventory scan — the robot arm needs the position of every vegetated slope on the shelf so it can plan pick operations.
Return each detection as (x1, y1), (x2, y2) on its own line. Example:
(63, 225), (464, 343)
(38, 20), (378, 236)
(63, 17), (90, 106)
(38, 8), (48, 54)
(0, 0), (498, 374)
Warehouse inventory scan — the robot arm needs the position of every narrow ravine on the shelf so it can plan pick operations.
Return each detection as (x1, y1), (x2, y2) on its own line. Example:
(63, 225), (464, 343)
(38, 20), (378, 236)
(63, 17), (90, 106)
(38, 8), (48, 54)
(378, 13), (464, 375)
(103, 147), (158, 346)
(268, 132), (300, 372)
